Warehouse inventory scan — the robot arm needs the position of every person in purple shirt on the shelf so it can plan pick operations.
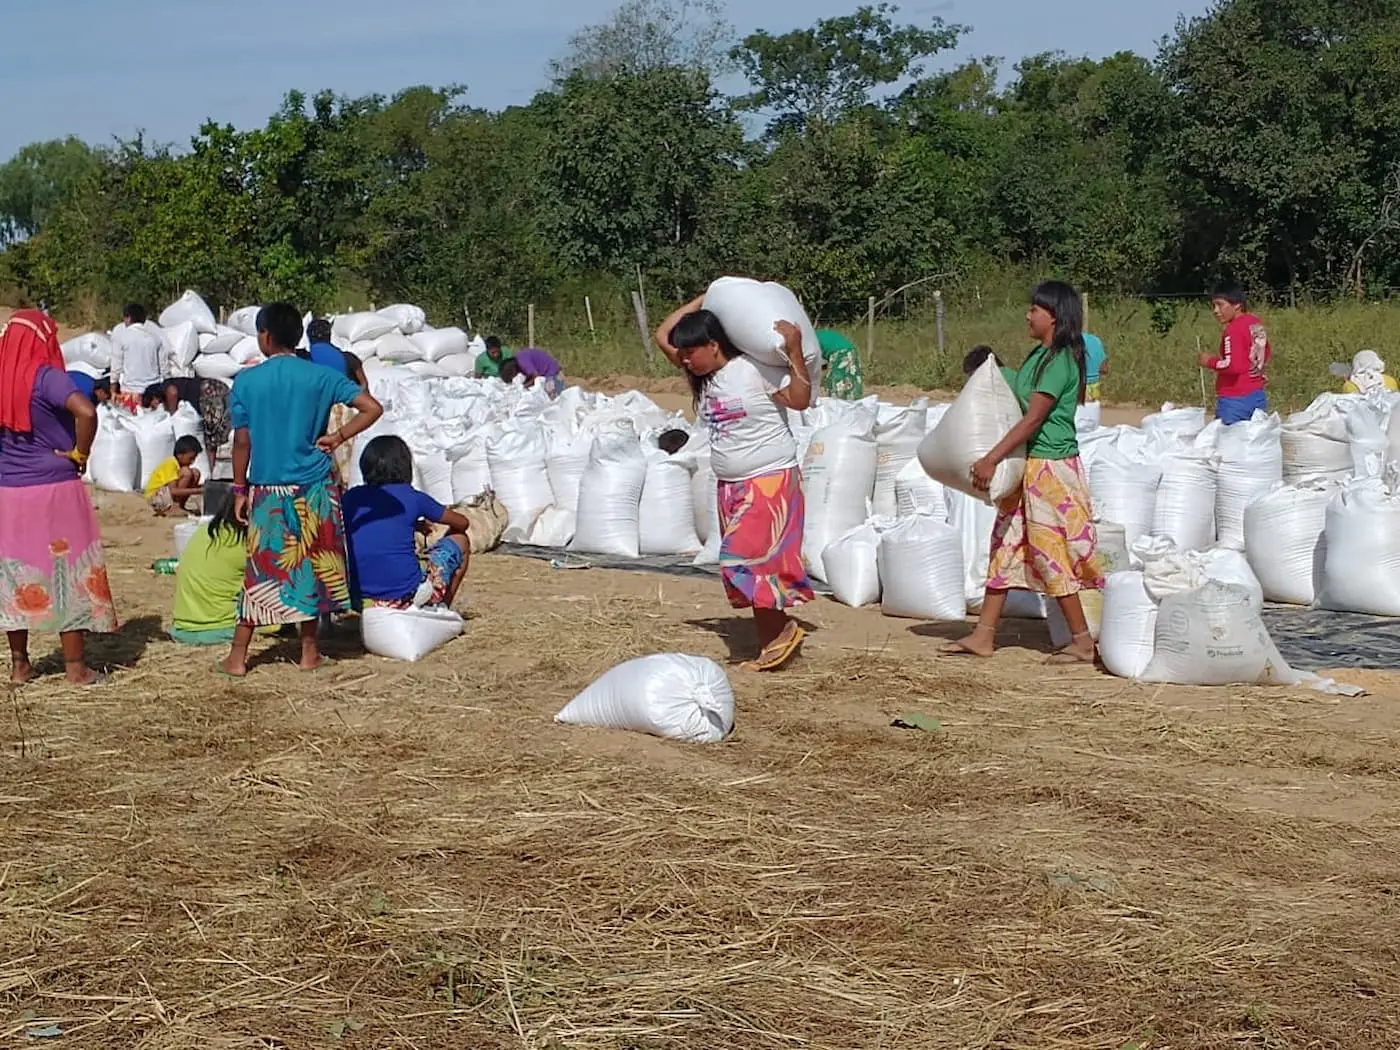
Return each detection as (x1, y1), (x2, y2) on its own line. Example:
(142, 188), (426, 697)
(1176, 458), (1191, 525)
(500, 348), (565, 398)
(0, 310), (117, 685)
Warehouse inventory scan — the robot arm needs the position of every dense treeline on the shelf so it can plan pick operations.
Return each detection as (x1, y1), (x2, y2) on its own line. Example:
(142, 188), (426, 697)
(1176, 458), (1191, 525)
(4, 0), (1400, 333)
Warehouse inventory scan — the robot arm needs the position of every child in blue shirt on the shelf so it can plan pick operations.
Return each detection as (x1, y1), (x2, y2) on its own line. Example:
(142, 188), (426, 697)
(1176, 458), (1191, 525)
(343, 435), (471, 609)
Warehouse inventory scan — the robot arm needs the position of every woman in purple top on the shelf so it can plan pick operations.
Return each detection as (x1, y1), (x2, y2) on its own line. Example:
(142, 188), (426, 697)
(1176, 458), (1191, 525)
(0, 310), (117, 685)
(500, 348), (565, 398)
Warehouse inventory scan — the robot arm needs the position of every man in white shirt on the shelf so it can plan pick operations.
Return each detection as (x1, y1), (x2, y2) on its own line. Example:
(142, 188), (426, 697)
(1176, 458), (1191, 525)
(110, 303), (166, 402)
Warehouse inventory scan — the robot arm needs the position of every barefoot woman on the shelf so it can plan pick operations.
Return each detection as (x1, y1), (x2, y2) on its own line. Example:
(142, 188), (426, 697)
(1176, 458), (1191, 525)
(946, 281), (1103, 664)
(656, 298), (814, 671)
(0, 310), (117, 684)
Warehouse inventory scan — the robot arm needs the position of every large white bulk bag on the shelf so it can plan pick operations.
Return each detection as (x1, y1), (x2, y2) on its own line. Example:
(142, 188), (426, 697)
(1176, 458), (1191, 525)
(639, 453), (700, 555)
(413, 450), (454, 507)
(90, 410), (140, 492)
(227, 337), (263, 366)
(1141, 404), (1207, 441)
(1215, 412), (1283, 549)
(203, 326), (244, 356)
(556, 653), (735, 744)
(529, 506), (577, 547)
(690, 454), (722, 565)
(1134, 535), (1263, 611)
(486, 426), (553, 543)
(1074, 400), (1102, 432)
(353, 339), (380, 362)
(1141, 582), (1273, 686)
(1315, 481), (1400, 615)
(129, 412), (176, 490)
(1281, 395), (1353, 481)
(361, 604), (464, 662)
(1151, 453), (1216, 551)
(377, 304), (427, 335)
(1098, 571), (1159, 678)
(193, 353), (242, 381)
(227, 306), (262, 336)
(944, 488), (996, 606)
(546, 430), (594, 517)
(160, 321), (201, 372)
(877, 515), (966, 621)
(437, 354), (475, 377)
(375, 331), (423, 364)
(333, 311), (397, 344)
(1089, 444), (1161, 549)
(801, 412), (878, 580)
(872, 401), (928, 518)
(571, 437), (647, 557)
(169, 402), (213, 480)
(60, 332), (113, 370)
(917, 358), (1025, 505)
(405, 360), (449, 379)
(409, 327), (470, 363)
(1243, 481), (1335, 605)
(1346, 397), (1391, 480)
(159, 290), (218, 335)
(893, 456), (946, 520)
(700, 277), (821, 384)
(822, 521), (882, 608)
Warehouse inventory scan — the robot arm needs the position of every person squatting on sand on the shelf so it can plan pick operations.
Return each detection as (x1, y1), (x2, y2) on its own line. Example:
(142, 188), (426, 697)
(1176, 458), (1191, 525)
(218, 303), (383, 677)
(0, 309), (118, 685)
(945, 281), (1104, 665)
(656, 296), (814, 672)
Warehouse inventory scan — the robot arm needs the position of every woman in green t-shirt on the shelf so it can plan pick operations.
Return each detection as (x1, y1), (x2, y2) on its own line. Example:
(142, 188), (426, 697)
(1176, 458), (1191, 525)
(171, 482), (254, 645)
(946, 280), (1104, 664)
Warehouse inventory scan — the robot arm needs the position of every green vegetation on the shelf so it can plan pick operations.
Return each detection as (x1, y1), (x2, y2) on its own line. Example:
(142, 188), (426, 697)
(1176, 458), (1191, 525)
(1, 0), (1398, 410)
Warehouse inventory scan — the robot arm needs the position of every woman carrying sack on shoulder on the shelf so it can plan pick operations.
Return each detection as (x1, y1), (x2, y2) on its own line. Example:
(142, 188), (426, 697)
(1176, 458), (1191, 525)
(944, 280), (1104, 665)
(656, 296), (814, 672)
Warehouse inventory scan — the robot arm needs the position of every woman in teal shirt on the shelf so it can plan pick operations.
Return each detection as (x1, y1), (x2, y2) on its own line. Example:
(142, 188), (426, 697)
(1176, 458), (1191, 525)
(946, 280), (1104, 664)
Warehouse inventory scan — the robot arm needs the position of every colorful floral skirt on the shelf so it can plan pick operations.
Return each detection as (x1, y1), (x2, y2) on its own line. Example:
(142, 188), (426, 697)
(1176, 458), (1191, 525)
(0, 479), (118, 633)
(717, 467), (814, 610)
(238, 477), (352, 625)
(986, 456), (1104, 598)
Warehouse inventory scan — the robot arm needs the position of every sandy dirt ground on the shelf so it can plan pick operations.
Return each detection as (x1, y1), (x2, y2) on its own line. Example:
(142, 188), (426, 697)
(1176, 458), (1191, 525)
(3, 492), (1399, 1048)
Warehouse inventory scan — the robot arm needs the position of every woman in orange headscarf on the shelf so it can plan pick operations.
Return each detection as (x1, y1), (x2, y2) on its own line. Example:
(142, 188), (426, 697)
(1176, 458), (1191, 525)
(0, 310), (117, 685)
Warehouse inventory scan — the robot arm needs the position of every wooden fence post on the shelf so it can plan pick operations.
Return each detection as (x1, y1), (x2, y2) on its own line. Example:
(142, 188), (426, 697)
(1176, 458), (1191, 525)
(632, 291), (653, 364)
(527, 303), (535, 347)
(866, 296), (876, 363)
(1082, 292), (1090, 332)
(934, 289), (946, 355)
(585, 296), (596, 341)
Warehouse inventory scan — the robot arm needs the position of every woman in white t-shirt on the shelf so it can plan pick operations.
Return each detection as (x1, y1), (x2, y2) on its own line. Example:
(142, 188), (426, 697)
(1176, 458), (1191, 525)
(656, 298), (814, 671)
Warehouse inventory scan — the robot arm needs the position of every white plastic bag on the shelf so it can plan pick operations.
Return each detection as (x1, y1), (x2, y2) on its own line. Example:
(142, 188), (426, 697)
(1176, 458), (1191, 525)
(203, 326), (244, 356)
(917, 358), (1025, 505)
(876, 514), (966, 621)
(893, 456), (946, 520)
(159, 290), (218, 335)
(822, 521), (882, 608)
(700, 276), (821, 383)
(361, 604), (464, 662)
(377, 304), (427, 335)
(60, 332), (113, 370)
(945, 488), (998, 607)
(90, 409), (140, 492)
(639, 453), (700, 555)
(556, 653), (735, 744)
(413, 450), (454, 507)
(486, 427), (553, 543)
(334, 311), (397, 344)
(545, 430), (594, 519)
(193, 353), (242, 381)
(801, 411), (878, 580)
(1281, 395), (1354, 481)
(130, 412), (176, 490)
(1215, 412), (1283, 549)
(571, 437), (647, 557)
(1315, 481), (1400, 615)
(1141, 581), (1274, 686)
(1098, 571), (1159, 679)
(161, 321), (201, 372)
(375, 331), (423, 364)
(1089, 443), (1162, 549)
(227, 306), (262, 336)
(872, 401), (927, 518)
(409, 327), (470, 362)
(1243, 481), (1335, 605)
(1141, 404), (1207, 441)
(447, 436), (491, 504)
(228, 337), (263, 366)
(1151, 452), (1217, 551)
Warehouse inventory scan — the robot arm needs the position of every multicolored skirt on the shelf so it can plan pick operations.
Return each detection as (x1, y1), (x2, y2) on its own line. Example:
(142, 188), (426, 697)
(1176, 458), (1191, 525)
(199, 380), (232, 461)
(239, 477), (352, 625)
(0, 479), (118, 634)
(986, 456), (1104, 598)
(717, 467), (814, 610)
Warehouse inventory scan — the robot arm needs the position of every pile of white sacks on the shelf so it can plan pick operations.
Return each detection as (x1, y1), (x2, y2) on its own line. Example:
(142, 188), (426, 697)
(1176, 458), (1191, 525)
(59, 289), (484, 385)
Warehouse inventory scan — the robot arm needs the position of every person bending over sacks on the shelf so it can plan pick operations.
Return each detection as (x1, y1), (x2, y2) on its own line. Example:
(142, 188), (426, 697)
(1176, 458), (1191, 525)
(343, 435), (472, 610)
(499, 349), (564, 397)
(655, 296), (814, 672)
(145, 435), (204, 516)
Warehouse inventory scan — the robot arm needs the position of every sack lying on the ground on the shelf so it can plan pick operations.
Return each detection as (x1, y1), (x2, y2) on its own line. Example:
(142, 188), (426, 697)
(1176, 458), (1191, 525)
(1243, 480), (1336, 606)
(877, 514), (965, 621)
(361, 604), (464, 662)
(459, 489), (509, 554)
(822, 520), (882, 608)
(90, 409), (140, 492)
(556, 653), (735, 744)
(917, 358), (1025, 505)
(1314, 480), (1400, 616)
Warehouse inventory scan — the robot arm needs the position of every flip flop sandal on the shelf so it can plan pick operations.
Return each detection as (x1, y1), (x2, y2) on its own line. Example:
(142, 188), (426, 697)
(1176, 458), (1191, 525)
(213, 663), (247, 680)
(742, 625), (806, 672)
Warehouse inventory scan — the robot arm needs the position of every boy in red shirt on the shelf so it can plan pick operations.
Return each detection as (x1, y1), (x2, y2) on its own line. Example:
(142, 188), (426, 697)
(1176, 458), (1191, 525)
(1198, 285), (1270, 424)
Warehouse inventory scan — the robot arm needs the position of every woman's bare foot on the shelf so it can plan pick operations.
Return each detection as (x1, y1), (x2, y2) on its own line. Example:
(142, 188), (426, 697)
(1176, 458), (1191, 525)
(941, 627), (996, 658)
(1046, 631), (1096, 666)
(10, 658), (33, 685)
(63, 664), (104, 685)
(218, 657), (248, 678)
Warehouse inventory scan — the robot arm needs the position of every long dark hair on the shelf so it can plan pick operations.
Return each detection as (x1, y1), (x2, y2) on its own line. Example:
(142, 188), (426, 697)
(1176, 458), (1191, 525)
(204, 481), (247, 542)
(1029, 280), (1087, 405)
(669, 309), (741, 405)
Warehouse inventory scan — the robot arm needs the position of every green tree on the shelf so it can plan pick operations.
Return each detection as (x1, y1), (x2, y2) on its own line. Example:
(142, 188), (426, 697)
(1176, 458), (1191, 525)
(0, 137), (100, 245)
(549, 0), (733, 81)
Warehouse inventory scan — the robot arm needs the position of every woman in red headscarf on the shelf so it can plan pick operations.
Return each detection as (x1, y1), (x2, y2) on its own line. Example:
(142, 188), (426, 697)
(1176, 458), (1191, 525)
(0, 310), (117, 685)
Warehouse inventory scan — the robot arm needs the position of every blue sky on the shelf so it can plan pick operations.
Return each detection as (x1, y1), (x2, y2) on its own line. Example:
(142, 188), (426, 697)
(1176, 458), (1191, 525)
(2, 0), (1210, 158)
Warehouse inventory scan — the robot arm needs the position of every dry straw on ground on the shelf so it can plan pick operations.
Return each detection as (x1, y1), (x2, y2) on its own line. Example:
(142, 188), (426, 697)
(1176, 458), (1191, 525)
(3, 497), (1400, 1048)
